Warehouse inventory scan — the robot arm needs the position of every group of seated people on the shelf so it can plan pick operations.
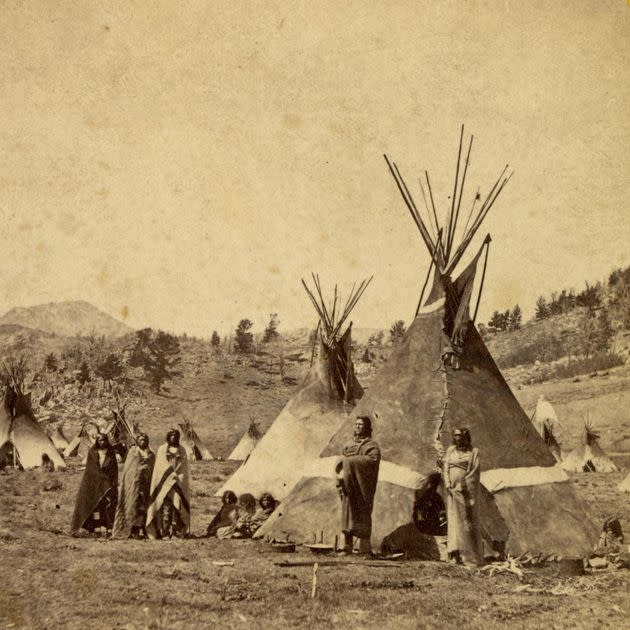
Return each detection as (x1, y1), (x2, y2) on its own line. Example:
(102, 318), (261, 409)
(206, 490), (277, 539)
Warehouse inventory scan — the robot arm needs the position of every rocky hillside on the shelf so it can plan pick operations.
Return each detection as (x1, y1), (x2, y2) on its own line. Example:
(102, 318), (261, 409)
(0, 325), (67, 367)
(0, 301), (132, 338)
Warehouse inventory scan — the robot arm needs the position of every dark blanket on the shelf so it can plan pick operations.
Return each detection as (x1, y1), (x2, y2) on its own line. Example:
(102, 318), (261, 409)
(206, 504), (238, 537)
(339, 438), (381, 538)
(71, 446), (118, 534)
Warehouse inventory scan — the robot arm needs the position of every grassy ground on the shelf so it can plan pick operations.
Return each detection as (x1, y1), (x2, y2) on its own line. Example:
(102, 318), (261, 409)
(1, 459), (629, 630)
(4, 336), (630, 629)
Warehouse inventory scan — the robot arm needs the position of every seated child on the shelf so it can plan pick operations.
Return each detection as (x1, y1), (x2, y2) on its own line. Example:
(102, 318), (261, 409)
(207, 490), (238, 538)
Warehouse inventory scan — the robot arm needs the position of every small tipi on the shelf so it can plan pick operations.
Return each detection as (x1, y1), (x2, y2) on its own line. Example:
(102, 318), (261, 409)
(64, 421), (99, 459)
(0, 386), (66, 470)
(257, 128), (598, 556)
(618, 473), (630, 492)
(228, 418), (263, 461)
(531, 395), (563, 462)
(49, 426), (70, 452)
(179, 418), (213, 461)
(561, 422), (618, 473)
(103, 395), (139, 459)
(217, 275), (371, 500)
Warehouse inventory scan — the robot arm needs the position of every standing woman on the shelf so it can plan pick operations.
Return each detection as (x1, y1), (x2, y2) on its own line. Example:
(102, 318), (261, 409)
(443, 428), (483, 565)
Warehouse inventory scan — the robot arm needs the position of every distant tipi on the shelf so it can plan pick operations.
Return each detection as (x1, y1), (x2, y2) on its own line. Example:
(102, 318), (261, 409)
(258, 128), (598, 556)
(561, 422), (618, 473)
(531, 395), (563, 463)
(217, 275), (371, 500)
(228, 418), (263, 462)
(179, 418), (213, 461)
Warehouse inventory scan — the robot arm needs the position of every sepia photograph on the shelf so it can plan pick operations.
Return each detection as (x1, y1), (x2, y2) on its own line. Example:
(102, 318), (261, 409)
(1, 1), (629, 628)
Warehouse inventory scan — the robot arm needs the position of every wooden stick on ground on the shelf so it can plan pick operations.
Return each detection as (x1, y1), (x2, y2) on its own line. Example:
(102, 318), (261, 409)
(311, 563), (319, 598)
(273, 560), (405, 568)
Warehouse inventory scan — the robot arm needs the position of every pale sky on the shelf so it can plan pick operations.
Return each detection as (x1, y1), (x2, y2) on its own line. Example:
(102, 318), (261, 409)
(1, 1), (629, 336)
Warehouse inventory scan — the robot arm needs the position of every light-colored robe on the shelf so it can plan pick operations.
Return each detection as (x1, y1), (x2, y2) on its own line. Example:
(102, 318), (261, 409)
(443, 445), (483, 564)
(146, 443), (191, 538)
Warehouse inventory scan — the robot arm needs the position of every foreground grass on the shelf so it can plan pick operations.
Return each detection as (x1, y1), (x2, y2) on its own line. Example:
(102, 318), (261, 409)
(1, 462), (629, 629)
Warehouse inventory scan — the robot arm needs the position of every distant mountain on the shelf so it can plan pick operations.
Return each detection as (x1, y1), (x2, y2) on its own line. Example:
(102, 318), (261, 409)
(0, 301), (133, 338)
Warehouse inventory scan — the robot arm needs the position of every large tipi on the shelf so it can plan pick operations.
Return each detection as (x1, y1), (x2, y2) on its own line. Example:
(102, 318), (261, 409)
(217, 275), (371, 500)
(561, 422), (618, 473)
(0, 386), (66, 470)
(257, 128), (598, 556)
(228, 418), (263, 461)
(531, 395), (563, 463)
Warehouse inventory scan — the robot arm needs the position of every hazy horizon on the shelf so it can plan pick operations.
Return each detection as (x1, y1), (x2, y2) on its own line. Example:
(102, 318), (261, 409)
(2, 1), (628, 337)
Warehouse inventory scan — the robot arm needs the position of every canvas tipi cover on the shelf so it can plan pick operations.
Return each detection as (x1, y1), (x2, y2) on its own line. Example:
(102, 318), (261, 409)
(531, 395), (563, 463)
(257, 133), (598, 556)
(228, 420), (263, 461)
(217, 276), (371, 500)
(0, 387), (66, 470)
(561, 423), (618, 473)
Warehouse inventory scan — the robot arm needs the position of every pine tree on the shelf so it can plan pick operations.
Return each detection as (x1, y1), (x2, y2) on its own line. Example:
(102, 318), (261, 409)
(488, 310), (509, 333)
(535, 296), (549, 320)
(508, 305), (522, 331)
(234, 319), (254, 353)
(126, 329), (182, 393)
(96, 353), (123, 385)
(44, 353), (58, 373)
(211, 331), (221, 348)
(262, 313), (280, 343)
(595, 309), (614, 353)
(143, 332), (182, 393)
(78, 361), (91, 387)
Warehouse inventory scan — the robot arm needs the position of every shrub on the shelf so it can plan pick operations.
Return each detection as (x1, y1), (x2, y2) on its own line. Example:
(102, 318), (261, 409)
(528, 353), (624, 384)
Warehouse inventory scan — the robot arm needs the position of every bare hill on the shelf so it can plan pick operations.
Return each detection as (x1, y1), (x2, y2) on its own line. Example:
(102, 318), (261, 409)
(0, 301), (132, 338)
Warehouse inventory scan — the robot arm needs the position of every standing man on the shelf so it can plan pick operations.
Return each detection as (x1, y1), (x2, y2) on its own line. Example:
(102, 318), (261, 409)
(146, 429), (191, 539)
(335, 415), (381, 555)
(70, 432), (119, 537)
(112, 433), (156, 539)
